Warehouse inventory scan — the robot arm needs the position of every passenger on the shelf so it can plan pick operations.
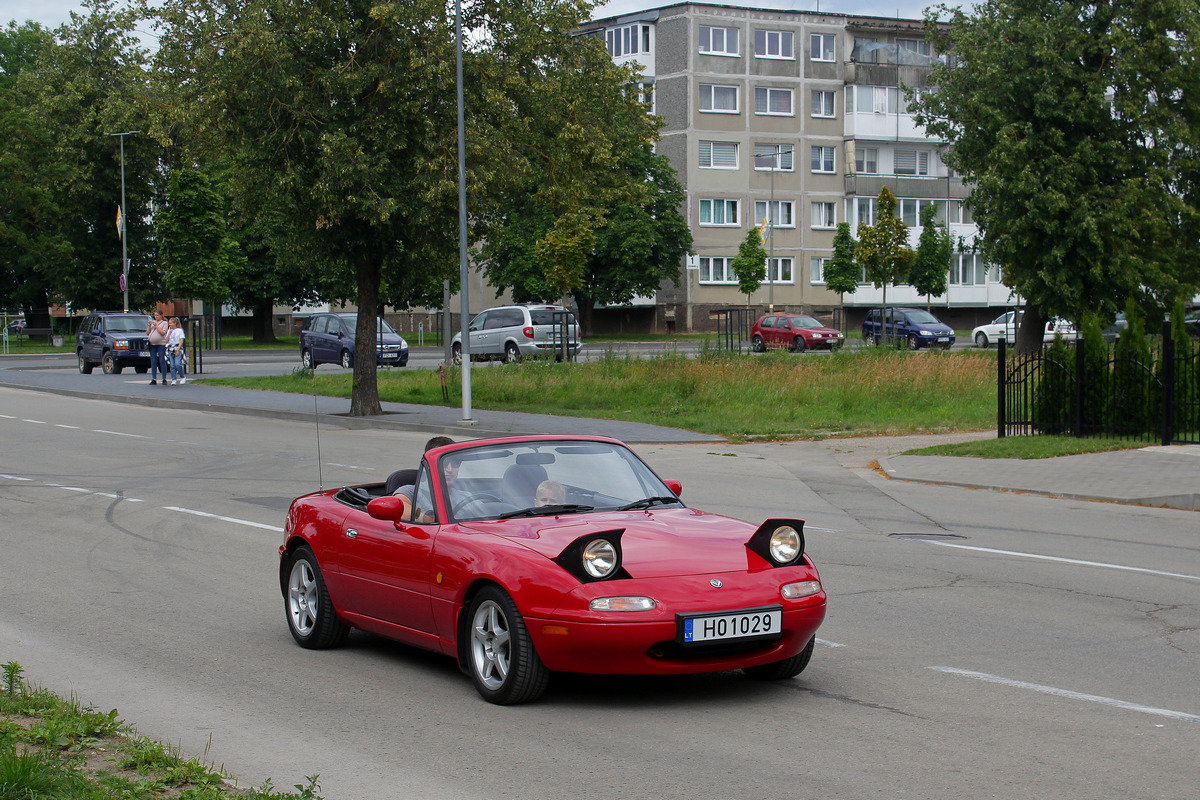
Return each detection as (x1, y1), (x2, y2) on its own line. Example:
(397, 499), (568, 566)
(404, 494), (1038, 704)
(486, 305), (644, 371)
(534, 480), (565, 507)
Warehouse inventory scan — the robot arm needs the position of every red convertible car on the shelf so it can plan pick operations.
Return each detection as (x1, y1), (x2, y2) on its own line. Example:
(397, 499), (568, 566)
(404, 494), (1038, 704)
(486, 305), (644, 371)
(279, 435), (826, 704)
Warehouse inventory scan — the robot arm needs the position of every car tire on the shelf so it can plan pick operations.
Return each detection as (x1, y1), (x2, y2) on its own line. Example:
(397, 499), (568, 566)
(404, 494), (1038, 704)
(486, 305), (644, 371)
(751, 335), (765, 353)
(503, 342), (521, 364)
(134, 366), (148, 374)
(285, 546), (350, 649)
(78, 353), (94, 374)
(873, 334), (882, 346)
(907, 334), (920, 351)
(743, 636), (815, 681)
(340, 349), (352, 369)
(451, 342), (462, 365)
(301, 349), (315, 369)
(102, 352), (122, 374)
(975, 332), (989, 348)
(792, 336), (806, 354)
(466, 586), (549, 705)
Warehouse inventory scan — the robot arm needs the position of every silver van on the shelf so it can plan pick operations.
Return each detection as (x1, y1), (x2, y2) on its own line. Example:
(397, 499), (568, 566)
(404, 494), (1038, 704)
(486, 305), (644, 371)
(451, 304), (581, 363)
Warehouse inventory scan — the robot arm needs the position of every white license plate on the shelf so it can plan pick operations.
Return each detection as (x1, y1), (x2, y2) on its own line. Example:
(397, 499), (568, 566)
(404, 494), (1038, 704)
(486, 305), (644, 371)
(937, 337), (949, 342)
(680, 607), (782, 645)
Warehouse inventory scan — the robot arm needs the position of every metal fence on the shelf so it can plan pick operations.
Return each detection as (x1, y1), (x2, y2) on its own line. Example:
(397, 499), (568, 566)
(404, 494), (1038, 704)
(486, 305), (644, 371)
(998, 324), (1200, 445)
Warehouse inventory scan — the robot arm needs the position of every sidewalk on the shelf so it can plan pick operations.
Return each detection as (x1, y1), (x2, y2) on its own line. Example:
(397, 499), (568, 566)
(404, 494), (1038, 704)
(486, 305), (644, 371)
(2, 356), (1197, 510)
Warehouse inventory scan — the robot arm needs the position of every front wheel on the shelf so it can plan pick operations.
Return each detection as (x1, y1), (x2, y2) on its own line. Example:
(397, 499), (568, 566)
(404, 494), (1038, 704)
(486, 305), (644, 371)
(466, 586), (548, 704)
(285, 546), (350, 649)
(792, 336), (807, 354)
(451, 342), (462, 365)
(975, 332), (989, 348)
(907, 334), (920, 351)
(301, 349), (315, 369)
(744, 636), (815, 681)
(339, 349), (352, 369)
(78, 353), (94, 374)
(102, 352), (122, 374)
(751, 335), (765, 353)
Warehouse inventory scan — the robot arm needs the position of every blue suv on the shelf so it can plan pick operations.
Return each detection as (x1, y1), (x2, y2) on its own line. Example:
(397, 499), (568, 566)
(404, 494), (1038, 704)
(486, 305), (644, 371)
(299, 313), (409, 369)
(76, 311), (153, 374)
(862, 307), (955, 350)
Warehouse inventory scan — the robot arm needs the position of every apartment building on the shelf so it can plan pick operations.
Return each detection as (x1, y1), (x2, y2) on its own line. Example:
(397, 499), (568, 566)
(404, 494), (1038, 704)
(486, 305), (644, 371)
(581, 3), (1015, 333)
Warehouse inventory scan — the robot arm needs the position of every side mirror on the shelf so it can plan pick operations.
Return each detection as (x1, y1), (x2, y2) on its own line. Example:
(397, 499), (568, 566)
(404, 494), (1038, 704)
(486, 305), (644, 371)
(664, 479), (683, 498)
(367, 495), (410, 524)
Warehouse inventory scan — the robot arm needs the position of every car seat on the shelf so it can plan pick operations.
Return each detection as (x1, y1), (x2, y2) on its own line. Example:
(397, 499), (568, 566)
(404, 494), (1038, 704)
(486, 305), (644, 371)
(385, 468), (418, 496)
(502, 464), (548, 507)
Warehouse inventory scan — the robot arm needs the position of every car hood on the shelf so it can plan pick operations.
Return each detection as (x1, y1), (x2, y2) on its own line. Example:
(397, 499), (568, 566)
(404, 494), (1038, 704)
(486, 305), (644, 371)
(464, 508), (770, 578)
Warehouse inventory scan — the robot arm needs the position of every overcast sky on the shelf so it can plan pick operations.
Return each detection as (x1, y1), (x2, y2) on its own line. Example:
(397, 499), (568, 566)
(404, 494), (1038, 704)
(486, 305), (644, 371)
(10, 0), (948, 32)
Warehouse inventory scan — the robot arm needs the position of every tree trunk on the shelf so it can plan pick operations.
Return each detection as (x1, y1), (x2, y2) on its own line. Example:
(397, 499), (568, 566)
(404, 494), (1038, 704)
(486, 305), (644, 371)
(1015, 303), (1047, 356)
(251, 300), (277, 343)
(571, 291), (594, 336)
(349, 255), (383, 416)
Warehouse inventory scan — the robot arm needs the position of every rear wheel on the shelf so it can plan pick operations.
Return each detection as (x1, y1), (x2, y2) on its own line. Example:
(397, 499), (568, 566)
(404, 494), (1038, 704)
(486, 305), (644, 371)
(503, 342), (521, 363)
(451, 342), (462, 365)
(792, 336), (807, 353)
(744, 636), (815, 681)
(102, 352), (122, 374)
(751, 335), (765, 353)
(285, 546), (350, 649)
(975, 332), (989, 348)
(78, 353), (93, 374)
(466, 586), (548, 704)
(301, 348), (315, 369)
(340, 349), (352, 369)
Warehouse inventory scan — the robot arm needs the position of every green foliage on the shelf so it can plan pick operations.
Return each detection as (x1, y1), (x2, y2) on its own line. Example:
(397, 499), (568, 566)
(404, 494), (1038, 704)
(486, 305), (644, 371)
(1111, 297), (1155, 432)
(1033, 335), (1074, 434)
(824, 222), (859, 298)
(915, 0), (1200, 322)
(2, 662), (21, 698)
(1169, 298), (1200, 434)
(157, 168), (231, 302)
(856, 186), (913, 299)
(732, 227), (768, 298)
(1078, 314), (1108, 432)
(908, 203), (950, 302)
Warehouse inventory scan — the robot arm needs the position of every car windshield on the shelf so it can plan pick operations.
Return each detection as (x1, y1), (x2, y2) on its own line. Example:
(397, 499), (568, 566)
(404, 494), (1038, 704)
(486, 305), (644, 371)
(339, 316), (397, 335)
(441, 440), (680, 522)
(108, 316), (150, 332)
(788, 316), (824, 328)
(905, 310), (942, 325)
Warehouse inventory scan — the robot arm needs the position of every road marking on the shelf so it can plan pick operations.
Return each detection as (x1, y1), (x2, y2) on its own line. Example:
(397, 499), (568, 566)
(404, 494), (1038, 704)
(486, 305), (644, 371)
(0, 474), (33, 481)
(919, 539), (1200, 583)
(328, 462), (375, 471)
(163, 506), (284, 532)
(931, 667), (1200, 722)
(93, 429), (150, 438)
(815, 638), (845, 648)
(22, 419), (46, 424)
(0, 414), (15, 419)
(45, 483), (142, 501)
(56, 424), (80, 429)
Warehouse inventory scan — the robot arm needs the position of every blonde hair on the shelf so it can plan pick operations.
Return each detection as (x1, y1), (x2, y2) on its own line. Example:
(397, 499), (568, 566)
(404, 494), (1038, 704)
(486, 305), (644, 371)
(169, 317), (181, 327)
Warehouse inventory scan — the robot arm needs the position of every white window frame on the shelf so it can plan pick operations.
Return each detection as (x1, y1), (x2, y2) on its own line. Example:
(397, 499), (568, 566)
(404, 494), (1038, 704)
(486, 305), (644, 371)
(699, 198), (740, 226)
(810, 256), (830, 284)
(851, 85), (901, 114)
(811, 201), (836, 229)
(700, 84), (739, 113)
(606, 24), (651, 58)
(754, 200), (795, 228)
(699, 25), (739, 56)
(810, 33), (835, 62)
(699, 141), (739, 169)
(853, 196), (876, 227)
(897, 38), (931, 57)
(898, 198), (943, 227)
(811, 90), (835, 118)
(754, 29), (794, 59)
(767, 257), (794, 284)
(699, 256), (738, 284)
(811, 145), (835, 173)
(754, 87), (793, 116)
(754, 144), (794, 171)
(855, 146), (878, 174)
(894, 149), (930, 176)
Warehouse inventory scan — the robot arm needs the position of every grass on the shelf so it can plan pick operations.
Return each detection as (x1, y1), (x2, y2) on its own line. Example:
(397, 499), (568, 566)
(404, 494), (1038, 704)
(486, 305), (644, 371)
(905, 435), (1149, 458)
(1, 660), (323, 799)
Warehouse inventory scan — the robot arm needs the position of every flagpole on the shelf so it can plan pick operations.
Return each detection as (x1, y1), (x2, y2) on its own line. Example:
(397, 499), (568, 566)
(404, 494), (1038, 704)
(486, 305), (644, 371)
(107, 131), (139, 312)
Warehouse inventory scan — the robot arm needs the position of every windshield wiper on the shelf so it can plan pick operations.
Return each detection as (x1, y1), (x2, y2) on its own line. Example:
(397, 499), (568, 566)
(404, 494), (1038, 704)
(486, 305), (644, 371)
(498, 504), (594, 519)
(617, 496), (680, 511)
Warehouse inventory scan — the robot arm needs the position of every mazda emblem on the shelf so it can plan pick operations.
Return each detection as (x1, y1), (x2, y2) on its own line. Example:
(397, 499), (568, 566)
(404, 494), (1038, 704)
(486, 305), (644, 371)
(710, 579), (723, 588)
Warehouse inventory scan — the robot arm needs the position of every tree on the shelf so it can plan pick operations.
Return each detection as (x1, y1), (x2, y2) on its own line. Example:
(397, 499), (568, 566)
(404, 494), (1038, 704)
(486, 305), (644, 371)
(909, 203), (951, 308)
(914, 0), (1200, 355)
(856, 186), (912, 343)
(731, 227), (767, 301)
(824, 221), (860, 331)
(156, 168), (230, 307)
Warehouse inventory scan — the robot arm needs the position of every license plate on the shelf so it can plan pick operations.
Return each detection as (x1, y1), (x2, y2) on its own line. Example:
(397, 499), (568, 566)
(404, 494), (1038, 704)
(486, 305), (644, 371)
(679, 606), (782, 645)
(937, 337), (949, 342)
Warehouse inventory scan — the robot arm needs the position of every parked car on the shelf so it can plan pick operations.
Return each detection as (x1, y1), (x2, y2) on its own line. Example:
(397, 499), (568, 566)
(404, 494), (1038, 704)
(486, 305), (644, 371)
(972, 310), (1078, 347)
(1181, 311), (1199, 340)
(861, 307), (955, 349)
(5, 318), (26, 336)
(279, 434), (826, 704)
(1100, 312), (1128, 343)
(299, 313), (409, 369)
(76, 311), (152, 374)
(750, 313), (845, 353)
(451, 304), (581, 363)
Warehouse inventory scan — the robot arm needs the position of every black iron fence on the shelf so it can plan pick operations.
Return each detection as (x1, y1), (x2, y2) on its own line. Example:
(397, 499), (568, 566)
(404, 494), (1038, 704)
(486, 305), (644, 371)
(998, 324), (1200, 445)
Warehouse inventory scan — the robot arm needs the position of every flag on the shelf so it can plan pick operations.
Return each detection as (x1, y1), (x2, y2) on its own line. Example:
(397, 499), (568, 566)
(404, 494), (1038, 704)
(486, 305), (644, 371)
(116, 206), (123, 237)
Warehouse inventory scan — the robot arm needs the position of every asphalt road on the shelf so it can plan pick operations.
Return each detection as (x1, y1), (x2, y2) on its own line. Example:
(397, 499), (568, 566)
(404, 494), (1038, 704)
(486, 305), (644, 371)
(1, 387), (1197, 799)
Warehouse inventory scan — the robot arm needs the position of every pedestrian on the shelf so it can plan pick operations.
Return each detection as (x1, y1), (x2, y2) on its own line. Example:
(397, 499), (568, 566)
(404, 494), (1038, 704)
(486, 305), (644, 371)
(146, 309), (169, 385)
(167, 317), (186, 385)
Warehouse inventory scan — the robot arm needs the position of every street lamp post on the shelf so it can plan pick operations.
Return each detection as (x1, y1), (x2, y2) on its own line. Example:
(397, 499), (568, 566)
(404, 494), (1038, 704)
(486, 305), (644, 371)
(455, 0), (473, 422)
(106, 131), (139, 313)
(756, 145), (788, 312)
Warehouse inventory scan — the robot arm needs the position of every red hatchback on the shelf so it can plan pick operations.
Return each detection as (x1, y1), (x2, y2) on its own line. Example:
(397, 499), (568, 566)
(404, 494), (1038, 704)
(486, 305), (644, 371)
(279, 435), (826, 704)
(751, 313), (845, 353)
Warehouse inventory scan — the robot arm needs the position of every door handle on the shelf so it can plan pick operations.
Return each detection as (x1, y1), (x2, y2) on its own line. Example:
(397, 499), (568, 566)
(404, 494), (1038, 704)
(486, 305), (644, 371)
(345, 528), (358, 539)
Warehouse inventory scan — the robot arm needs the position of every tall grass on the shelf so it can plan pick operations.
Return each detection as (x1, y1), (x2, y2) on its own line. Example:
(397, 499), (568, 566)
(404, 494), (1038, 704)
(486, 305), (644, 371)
(213, 347), (996, 439)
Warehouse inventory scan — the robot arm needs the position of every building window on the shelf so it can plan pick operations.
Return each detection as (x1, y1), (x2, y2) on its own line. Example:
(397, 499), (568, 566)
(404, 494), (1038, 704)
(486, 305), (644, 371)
(768, 258), (794, 283)
(811, 201), (836, 229)
(606, 24), (651, 58)
(700, 25), (738, 56)
(699, 198), (739, 226)
(699, 256), (737, 284)
(851, 36), (879, 63)
(754, 29), (794, 59)
(947, 200), (973, 224)
(754, 144), (794, 171)
(850, 85), (901, 114)
(855, 146), (878, 174)
(700, 84), (739, 113)
(950, 253), (990, 285)
(810, 256), (830, 284)
(853, 196), (876, 227)
(755, 200), (795, 228)
(811, 146), (835, 173)
(898, 198), (943, 227)
(894, 149), (930, 175)
(810, 33), (835, 62)
(811, 90), (835, 117)
(699, 141), (739, 169)
(897, 38), (931, 57)
(754, 87), (793, 115)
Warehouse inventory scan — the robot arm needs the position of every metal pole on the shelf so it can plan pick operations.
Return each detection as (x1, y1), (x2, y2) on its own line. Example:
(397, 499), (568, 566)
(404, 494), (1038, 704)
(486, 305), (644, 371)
(106, 131), (139, 312)
(768, 151), (775, 311)
(455, 0), (472, 420)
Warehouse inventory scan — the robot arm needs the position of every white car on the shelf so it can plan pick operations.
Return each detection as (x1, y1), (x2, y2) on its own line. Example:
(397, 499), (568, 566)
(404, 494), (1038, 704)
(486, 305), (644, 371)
(972, 311), (1077, 347)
